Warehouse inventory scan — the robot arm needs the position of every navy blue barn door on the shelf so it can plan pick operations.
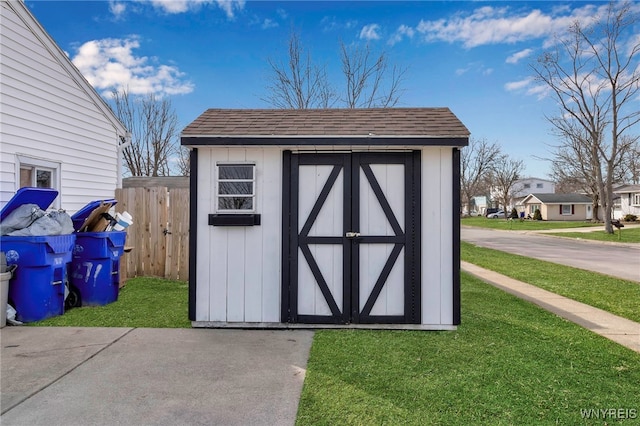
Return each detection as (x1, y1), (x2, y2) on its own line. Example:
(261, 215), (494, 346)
(282, 152), (421, 324)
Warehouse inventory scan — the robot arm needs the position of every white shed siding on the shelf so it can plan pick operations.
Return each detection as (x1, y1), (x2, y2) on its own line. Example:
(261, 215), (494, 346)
(195, 147), (282, 322)
(196, 146), (456, 326)
(420, 147), (454, 325)
(0, 1), (123, 212)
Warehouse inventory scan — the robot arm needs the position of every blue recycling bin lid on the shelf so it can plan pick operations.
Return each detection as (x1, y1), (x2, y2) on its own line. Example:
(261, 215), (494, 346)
(71, 199), (117, 231)
(0, 187), (59, 222)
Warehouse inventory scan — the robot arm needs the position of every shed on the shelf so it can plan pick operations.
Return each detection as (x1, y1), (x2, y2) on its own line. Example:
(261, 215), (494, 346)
(181, 108), (470, 329)
(0, 0), (128, 212)
(522, 193), (593, 221)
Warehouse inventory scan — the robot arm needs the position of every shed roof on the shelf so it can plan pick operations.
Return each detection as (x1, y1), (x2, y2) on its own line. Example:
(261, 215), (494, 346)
(181, 108), (470, 147)
(523, 193), (592, 204)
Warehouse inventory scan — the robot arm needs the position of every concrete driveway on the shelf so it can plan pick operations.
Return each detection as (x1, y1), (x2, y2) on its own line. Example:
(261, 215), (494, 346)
(1, 327), (314, 426)
(461, 226), (640, 283)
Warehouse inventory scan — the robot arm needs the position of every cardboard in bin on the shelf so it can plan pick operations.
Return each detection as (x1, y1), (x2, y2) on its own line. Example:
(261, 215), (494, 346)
(71, 199), (117, 232)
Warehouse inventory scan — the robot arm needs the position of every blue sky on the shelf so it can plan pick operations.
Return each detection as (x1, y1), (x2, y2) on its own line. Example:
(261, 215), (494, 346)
(25, 1), (640, 178)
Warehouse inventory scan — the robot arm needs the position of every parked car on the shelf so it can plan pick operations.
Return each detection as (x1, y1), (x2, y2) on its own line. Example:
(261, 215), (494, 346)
(484, 208), (499, 217)
(487, 210), (506, 219)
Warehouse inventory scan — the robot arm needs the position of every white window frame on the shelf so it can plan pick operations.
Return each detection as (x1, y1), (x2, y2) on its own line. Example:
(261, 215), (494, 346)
(632, 193), (640, 206)
(561, 204), (572, 215)
(16, 155), (61, 208)
(529, 204), (540, 214)
(215, 162), (256, 213)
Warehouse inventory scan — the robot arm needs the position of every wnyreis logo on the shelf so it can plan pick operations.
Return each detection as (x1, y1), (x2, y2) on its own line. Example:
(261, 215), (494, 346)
(580, 408), (637, 420)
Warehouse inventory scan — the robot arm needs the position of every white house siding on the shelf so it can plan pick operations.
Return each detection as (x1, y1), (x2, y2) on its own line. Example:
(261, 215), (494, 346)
(195, 146), (456, 327)
(195, 147), (282, 323)
(0, 1), (122, 213)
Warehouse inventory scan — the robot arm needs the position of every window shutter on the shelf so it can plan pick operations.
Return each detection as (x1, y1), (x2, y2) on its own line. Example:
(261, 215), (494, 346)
(572, 205), (575, 215)
(559, 205), (562, 215)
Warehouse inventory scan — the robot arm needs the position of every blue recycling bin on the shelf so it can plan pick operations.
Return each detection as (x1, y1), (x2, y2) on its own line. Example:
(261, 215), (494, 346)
(0, 188), (75, 322)
(69, 200), (127, 307)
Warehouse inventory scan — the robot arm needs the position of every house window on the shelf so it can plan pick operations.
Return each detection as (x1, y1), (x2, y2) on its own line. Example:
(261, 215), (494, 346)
(536, 183), (543, 189)
(17, 156), (60, 189)
(524, 183), (531, 189)
(216, 163), (255, 212)
(529, 204), (540, 214)
(561, 204), (573, 215)
(633, 193), (640, 206)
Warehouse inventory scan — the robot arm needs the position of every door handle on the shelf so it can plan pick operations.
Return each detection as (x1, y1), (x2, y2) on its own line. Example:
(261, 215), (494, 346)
(345, 232), (361, 238)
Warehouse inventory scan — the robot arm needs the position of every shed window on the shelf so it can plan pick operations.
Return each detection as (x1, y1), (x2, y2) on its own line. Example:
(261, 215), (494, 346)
(216, 164), (255, 211)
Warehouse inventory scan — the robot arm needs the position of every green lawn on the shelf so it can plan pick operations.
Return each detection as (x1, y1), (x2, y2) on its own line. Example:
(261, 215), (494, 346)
(545, 227), (640, 243)
(296, 273), (640, 425)
(30, 276), (191, 328)
(462, 217), (602, 231)
(461, 241), (640, 322)
(26, 269), (640, 424)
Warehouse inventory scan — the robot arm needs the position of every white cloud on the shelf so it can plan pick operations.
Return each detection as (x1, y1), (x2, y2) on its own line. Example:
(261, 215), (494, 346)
(416, 4), (603, 48)
(135, 0), (245, 19)
(506, 48), (534, 64)
(504, 77), (550, 99)
(109, 1), (127, 19)
(388, 24), (415, 46)
(71, 37), (194, 97)
(505, 78), (532, 92)
(261, 18), (278, 29)
(359, 24), (381, 41)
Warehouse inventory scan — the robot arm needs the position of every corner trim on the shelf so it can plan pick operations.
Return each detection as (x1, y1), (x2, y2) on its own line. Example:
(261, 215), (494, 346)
(188, 149), (198, 321)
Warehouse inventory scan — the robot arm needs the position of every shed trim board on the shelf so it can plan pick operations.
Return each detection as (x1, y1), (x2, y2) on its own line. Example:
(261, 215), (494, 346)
(183, 107), (469, 329)
(182, 136), (468, 147)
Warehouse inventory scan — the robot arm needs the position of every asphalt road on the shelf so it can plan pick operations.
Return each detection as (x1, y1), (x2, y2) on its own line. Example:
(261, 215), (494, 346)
(461, 226), (640, 283)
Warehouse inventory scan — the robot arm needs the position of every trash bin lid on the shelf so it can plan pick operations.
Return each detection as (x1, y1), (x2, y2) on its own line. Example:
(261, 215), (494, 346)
(71, 199), (117, 231)
(0, 187), (59, 222)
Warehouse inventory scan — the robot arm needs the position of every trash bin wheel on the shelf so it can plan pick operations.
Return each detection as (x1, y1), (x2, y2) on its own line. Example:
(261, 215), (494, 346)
(65, 286), (81, 310)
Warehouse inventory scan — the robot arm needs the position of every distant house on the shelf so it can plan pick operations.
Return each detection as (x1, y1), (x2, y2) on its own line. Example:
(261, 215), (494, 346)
(522, 193), (593, 221)
(491, 177), (556, 212)
(612, 184), (640, 219)
(0, 0), (128, 213)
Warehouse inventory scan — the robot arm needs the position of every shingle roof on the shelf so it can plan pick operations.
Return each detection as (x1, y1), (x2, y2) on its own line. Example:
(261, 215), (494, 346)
(181, 108), (470, 146)
(613, 184), (640, 193)
(526, 193), (592, 204)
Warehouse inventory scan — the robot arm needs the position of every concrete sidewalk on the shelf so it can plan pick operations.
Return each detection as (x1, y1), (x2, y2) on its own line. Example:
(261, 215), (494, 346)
(1, 327), (314, 425)
(462, 261), (640, 353)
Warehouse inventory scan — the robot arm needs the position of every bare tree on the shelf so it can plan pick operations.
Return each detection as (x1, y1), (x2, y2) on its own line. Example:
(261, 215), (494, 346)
(340, 41), (406, 108)
(111, 89), (179, 177)
(548, 124), (603, 220)
(533, 1), (640, 232)
(490, 156), (525, 214)
(460, 138), (501, 215)
(176, 146), (191, 177)
(263, 31), (334, 109)
(264, 31), (406, 109)
(618, 135), (640, 184)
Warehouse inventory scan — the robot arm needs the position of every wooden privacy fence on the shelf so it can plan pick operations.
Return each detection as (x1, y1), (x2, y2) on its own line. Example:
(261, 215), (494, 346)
(115, 187), (189, 282)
